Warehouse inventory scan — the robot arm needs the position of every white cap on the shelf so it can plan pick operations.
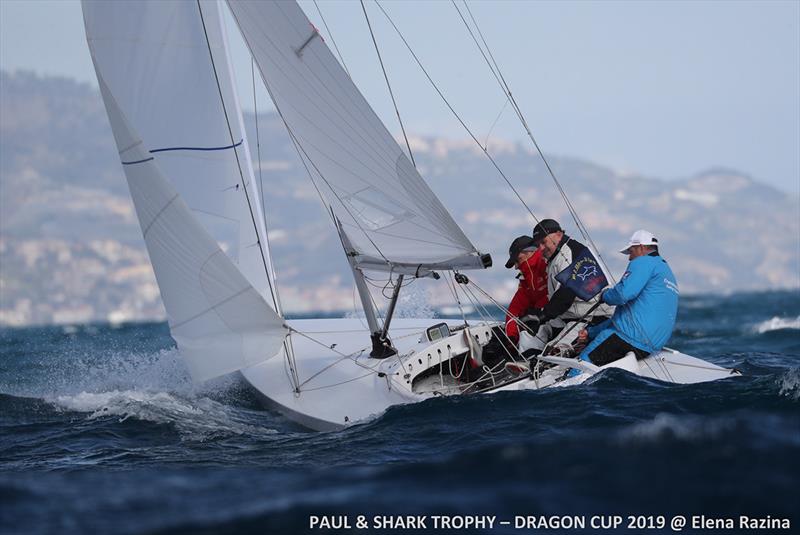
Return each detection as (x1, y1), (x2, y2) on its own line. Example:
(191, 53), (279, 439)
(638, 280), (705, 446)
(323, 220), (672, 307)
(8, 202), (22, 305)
(620, 229), (658, 254)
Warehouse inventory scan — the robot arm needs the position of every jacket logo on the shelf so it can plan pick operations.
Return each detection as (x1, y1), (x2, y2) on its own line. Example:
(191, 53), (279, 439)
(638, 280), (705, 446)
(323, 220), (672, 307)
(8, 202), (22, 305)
(664, 278), (680, 294)
(555, 248), (608, 301)
(576, 264), (598, 281)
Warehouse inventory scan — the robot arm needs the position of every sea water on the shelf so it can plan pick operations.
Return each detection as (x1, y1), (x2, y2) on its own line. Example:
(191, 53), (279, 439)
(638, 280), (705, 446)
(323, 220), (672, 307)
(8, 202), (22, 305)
(1, 291), (798, 534)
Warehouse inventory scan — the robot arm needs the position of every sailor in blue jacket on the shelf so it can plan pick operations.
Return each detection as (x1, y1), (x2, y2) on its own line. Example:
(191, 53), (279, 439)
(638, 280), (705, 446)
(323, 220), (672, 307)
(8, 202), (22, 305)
(577, 230), (679, 365)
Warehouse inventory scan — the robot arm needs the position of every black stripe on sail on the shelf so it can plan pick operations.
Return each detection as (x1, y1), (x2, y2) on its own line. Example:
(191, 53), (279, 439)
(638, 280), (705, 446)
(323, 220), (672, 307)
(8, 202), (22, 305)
(150, 139), (243, 154)
(121, 157), (155, 165)
(120, 139), (243, 165)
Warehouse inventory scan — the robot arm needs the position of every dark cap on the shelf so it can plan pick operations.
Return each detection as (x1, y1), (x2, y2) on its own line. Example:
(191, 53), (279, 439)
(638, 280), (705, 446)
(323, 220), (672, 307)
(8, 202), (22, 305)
(505, 235), (537, 268)
(531, 219), (562, 245)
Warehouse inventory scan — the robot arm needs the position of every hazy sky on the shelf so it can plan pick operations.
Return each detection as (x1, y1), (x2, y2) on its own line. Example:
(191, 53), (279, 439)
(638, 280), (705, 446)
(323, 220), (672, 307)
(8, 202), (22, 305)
(1, 0), (798, 194)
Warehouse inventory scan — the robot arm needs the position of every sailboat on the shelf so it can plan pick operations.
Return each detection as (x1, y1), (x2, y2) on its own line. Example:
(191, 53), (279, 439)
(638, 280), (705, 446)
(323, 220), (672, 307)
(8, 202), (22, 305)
(82, 0), (740, 431)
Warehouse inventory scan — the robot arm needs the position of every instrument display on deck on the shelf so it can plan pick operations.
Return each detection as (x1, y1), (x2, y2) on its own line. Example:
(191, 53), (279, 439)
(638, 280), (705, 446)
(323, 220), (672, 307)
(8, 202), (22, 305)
(425, 322), (451, 342)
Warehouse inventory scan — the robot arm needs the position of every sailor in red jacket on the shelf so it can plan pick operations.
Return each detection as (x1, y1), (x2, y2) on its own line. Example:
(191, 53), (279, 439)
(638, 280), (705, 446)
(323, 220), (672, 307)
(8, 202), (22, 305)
(504, 235), (548, 343)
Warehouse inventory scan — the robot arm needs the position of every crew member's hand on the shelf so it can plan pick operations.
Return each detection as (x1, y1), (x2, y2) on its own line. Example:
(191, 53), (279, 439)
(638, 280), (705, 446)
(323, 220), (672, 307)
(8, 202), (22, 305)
(578, 329), (589, 343)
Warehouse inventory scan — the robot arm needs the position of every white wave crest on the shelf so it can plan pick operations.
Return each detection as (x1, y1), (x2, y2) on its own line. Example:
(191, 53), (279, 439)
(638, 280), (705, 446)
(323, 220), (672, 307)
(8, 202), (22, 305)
(50, 390), (276, 440)
(753, 316), (800, 334)
(9, 345), (244, 401)
(619, 413), (736, 443)
(778, 368), (800, 401)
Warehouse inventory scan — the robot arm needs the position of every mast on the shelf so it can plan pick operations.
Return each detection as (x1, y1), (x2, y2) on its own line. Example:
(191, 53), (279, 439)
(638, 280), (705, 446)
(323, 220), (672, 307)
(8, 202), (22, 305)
(335, 217), (396, 358)
(379, 274), (403, 349)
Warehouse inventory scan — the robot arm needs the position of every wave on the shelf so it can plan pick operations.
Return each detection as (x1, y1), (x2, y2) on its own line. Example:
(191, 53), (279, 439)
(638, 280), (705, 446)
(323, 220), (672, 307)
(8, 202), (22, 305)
(753, 315), (800, 333)
(1, 339), (250, 404)
(48, 389), (277, 440)
(0, 327), (279, 441)
(617, 412), (739, 443)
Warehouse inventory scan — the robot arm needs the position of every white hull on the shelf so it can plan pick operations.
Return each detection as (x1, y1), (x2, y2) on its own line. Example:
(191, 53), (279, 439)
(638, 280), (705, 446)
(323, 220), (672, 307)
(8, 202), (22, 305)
(241, 318), (741, 431)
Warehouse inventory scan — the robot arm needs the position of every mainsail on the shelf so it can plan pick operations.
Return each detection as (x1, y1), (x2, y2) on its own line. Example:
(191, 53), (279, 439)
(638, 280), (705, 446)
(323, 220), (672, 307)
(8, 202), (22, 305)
(83, 0), (287, 381)
(227, 0), (489, 275)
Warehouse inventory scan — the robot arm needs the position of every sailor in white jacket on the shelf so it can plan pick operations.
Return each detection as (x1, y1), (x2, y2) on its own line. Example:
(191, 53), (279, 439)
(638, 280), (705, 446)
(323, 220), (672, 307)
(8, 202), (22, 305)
(519, 219), (613, 355)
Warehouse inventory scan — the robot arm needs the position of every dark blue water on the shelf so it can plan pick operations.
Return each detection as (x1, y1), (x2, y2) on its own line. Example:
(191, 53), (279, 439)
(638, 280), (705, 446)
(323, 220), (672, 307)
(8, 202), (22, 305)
(2, 291), (799, 534)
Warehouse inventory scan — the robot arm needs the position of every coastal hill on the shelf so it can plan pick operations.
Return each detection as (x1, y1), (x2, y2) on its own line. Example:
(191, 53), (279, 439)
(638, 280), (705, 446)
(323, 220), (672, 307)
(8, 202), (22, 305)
(1, 71), (798, 325)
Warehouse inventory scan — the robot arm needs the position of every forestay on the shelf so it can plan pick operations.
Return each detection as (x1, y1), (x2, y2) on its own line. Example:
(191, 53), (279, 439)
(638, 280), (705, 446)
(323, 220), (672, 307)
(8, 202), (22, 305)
(227, 0), (487, 274)
(83, 0), (287, 381)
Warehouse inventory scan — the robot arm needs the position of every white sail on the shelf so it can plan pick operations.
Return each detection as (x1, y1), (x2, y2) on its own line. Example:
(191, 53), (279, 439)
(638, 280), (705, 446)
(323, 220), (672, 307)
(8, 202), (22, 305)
(83, 0), (287, 381)
(227, 0), (488, 274)
(82, 0), (278, 306)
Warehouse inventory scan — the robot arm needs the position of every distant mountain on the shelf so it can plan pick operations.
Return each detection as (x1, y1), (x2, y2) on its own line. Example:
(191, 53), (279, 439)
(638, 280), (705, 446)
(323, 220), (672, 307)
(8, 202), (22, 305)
(1, 71), (798, 326)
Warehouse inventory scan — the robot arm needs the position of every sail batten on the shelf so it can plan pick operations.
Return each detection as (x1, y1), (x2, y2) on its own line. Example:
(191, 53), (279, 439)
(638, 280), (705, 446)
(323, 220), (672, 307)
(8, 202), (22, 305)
(228, 0), (486, 272)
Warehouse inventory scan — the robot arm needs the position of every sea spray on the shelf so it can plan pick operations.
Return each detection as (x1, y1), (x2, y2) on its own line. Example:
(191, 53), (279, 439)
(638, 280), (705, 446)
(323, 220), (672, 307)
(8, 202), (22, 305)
(395, 283), (435, 319)
(51, 389), (278, 440)
(754, 315), (800, 334)
(343, 282), (435, 320)
(777, 368), (800, 401)
(617, 412), (739, 443)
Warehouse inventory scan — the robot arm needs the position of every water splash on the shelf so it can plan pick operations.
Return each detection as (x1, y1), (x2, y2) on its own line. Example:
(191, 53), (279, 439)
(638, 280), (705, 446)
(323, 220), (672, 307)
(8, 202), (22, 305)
(343, 282), (436, 321)
(2, 346), (192, 399)
(777, 368), (800, 401)
(395, 283), (435, 319)
(0, 324), (258, 441)
(50, 389), (277, 440)
(753, 315), (800, 334)
(618, 413), (737, 443)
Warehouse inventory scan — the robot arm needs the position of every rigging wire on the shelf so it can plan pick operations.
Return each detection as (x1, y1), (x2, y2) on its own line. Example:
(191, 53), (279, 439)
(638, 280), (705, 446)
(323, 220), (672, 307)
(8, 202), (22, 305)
(461, 283), (531, 361)
(483, 98), (510, 151)
(251, 58), (266, 237)
(196, 1), (281, 307)
(457, 275), (549, 346)
(249, 39), (302, 394)
(362, 0), (613, 345)
(372, 0), (540, 227)
(444, 271), (469, 328)
(454, 0), (615, 283)
(457, 281), (524, 365)
(369, 0), (596, 309)
(460, 274), (653, 373)
(249, 56), (287, 313)
(198, 1), (300, 391)
(292, 130), (393, 265)
(312, 0), (351, 77)
(360, 0), (417, 169)
(287, 326), (407, 391)
(197, 0), (277, 306)
(227, 6), (394, 270)
(370, 1), (645, 355)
